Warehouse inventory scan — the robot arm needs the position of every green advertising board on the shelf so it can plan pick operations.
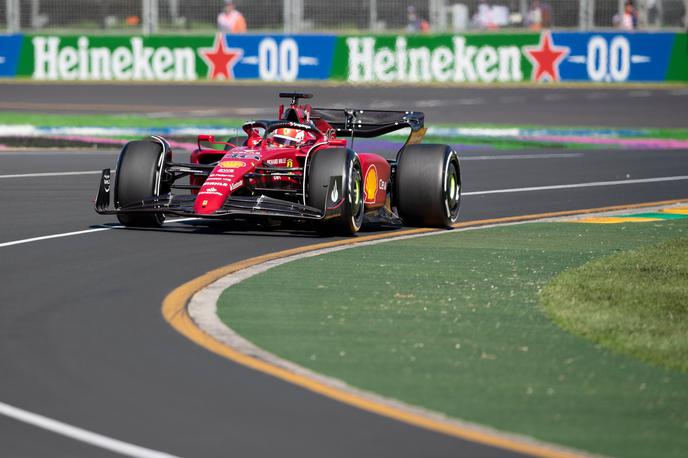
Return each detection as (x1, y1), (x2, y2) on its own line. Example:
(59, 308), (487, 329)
(667, 32), (688, 82)
(330, 33), (541, 84)
(6, 32), (687, 83)
(17, 35), (215, 81)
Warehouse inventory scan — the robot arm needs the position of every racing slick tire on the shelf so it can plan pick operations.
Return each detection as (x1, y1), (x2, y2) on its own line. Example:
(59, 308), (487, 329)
(114, 140), (168, 228)
(307, 148), (364, 235)
(395, 144), (461, 227)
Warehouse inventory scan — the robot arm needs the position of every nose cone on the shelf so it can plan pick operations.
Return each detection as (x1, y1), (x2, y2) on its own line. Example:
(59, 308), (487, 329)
(194, 189), (225, 214)
(194, 158), (256, 215)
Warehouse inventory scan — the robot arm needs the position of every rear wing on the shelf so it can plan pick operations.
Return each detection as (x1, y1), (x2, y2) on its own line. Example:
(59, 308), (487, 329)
(312, 108), (425, 140)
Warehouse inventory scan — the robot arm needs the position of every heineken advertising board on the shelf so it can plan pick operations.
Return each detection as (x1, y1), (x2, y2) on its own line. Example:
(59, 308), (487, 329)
(331, 34), (538, 83)
(13, 34), (336, 82)
(1, 31), (686, 83)
(331, 31), (688, 83)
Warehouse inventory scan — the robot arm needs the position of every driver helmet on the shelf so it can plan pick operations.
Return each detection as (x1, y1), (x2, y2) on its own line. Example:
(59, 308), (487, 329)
(272, 128), (306, 147)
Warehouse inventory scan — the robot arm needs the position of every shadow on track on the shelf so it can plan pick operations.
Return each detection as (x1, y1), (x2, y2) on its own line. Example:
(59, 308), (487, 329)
(89, 218), (404, 239)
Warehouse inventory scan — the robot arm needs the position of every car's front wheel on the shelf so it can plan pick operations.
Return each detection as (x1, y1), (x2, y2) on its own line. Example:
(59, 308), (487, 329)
(114, 140), (168, 228)
(306, 147), (364, 235)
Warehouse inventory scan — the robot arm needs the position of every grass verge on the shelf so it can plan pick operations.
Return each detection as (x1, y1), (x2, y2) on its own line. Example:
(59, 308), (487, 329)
(0, 111), (243, 129)
(2, 112), (688, 144)
(217, 220), (688, 457)
(541, 237), (688, 374)
(0, 112), (577, 149)
(3, 112), (688, 151)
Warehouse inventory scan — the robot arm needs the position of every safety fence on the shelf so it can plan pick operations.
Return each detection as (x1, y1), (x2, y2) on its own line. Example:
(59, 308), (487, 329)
(2, 0), (688, 34)
(1, 31), (686, 82)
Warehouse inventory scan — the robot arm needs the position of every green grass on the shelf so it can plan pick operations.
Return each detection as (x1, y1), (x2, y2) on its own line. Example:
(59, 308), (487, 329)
(3, 111), (688, 140)
(218, 220), (688, 457)
(422, 134), (590, 149)
(0, 112), (579, 149)
(435, 122), (688, 140)
(0, 112), (243, 129)
(641, 128), (688, 140)
(541, 237), (688, 374)
(2, 111), (687, 150)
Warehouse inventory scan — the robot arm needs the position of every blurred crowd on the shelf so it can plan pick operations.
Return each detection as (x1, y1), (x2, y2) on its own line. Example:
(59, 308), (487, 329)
(12, 0), (687, 34)
(211, 0), (660, 35)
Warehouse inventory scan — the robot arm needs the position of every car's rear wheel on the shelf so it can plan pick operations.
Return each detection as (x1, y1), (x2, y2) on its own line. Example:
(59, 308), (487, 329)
(306, 147), (364, 235)
(114, 140), (168, 228)
(394, 144), (461, 227)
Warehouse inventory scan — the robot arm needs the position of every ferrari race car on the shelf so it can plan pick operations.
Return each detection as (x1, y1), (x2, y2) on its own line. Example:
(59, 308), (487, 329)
(95, 93), (461, 235)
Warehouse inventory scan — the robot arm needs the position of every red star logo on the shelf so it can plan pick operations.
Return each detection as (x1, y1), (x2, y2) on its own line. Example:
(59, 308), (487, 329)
(199, 34), (243, 80)
(524, 32), (569, 82)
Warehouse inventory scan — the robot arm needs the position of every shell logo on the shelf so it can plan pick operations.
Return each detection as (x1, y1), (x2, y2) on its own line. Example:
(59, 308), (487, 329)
(219, 160), (246, 168)
(364, 165), (378, 203)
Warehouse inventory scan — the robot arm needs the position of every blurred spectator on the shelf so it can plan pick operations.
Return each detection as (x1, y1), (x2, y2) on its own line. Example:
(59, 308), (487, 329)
(472, 0), (511, 29)
(647, 0), (659, 26)
(473, 0), (494, 29)
(406, 5), (430, 33)
(217, 0), (247, 34)
(614, 0), (638, 30)
(541, 2), (553, 28)
(526, 0), (542, 30)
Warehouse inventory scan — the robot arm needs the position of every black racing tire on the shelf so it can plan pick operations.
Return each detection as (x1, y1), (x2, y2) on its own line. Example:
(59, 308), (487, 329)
(114, 140), (168, 228)
(223, 135), (248, 151)
(394, 144), (461, 227)
(306, 148), (364, 235)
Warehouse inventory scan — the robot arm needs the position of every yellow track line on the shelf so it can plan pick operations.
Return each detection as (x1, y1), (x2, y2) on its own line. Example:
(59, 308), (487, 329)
(162, 198), (688, 458)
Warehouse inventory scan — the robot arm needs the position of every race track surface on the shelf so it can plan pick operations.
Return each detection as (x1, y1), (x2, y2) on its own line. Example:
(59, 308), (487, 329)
(1, 82), (688, 128)
(2, 147), (687, 457)
(1, 84), (688, 457)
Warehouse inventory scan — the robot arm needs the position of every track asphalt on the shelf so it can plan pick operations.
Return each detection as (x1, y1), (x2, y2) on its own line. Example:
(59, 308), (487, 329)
(2, 147), (687, 457)
(0, 84), (687, 457)
(1, 82), (688, 128)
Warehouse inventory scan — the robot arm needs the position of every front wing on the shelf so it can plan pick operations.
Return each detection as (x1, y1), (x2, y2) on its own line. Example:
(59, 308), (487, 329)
(95, 169), (338, 220)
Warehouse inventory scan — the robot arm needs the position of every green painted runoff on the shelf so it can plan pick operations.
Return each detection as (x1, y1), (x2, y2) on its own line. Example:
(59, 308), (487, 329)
(218, 220), (688, 457)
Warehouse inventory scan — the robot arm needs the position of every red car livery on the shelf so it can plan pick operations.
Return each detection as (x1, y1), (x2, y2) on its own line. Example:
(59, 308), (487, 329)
(95, 93), (461, 235)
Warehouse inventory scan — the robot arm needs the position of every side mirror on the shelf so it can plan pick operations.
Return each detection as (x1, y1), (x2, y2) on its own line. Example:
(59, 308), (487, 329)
(197, 134), (215, 144)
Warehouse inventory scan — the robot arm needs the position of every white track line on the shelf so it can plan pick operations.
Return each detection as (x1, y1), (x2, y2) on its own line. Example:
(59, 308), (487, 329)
(0, 401), (181, 458)
(464, 175), (688, 196)
(0, 227), (115, 248)
(1, 176), (685, 249)
(0, 171), (101, 179)
(462, 153), (582, 160)
(0, 218), (196, 249)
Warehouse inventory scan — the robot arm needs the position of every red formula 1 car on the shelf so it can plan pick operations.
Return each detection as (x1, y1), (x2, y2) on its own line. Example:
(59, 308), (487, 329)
(95, 93), (461, 235)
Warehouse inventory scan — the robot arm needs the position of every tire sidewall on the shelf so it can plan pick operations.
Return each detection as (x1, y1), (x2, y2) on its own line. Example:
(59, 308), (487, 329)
(114, 140), (167, 227)
(344, 155), (364, 233)
(395, 144), (461, 227)
(306, 147), (363, 235)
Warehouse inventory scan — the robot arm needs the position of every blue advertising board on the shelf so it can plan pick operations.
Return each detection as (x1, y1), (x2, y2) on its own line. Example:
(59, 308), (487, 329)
(4, 32), (685, 83)
(552, 32), (675, 82)
(0, 34), (23, 77)
(224, 34), (336, 81)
